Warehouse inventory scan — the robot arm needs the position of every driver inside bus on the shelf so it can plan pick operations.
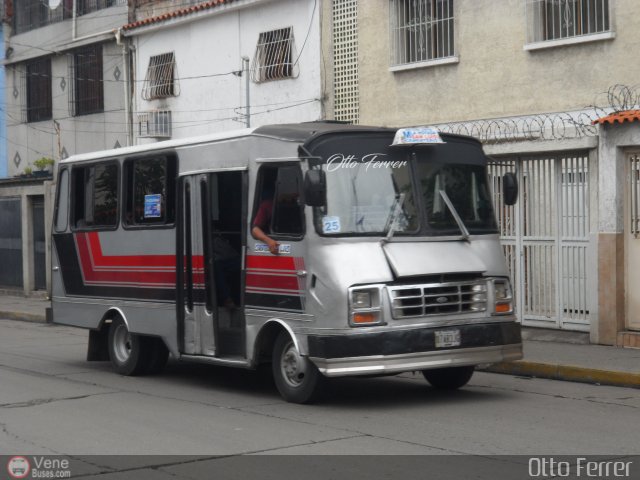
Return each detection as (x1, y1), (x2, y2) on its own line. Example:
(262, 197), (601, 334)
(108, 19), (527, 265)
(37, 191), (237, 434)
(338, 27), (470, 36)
(251, 186), (279, 255)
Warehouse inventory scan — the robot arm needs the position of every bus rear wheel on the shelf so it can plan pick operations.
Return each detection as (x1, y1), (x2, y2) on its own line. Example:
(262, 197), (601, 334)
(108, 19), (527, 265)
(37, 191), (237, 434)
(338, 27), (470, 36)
(108, 317), (150, 376)
(272, 332), (324, 404)
(422, 366), (475, 390)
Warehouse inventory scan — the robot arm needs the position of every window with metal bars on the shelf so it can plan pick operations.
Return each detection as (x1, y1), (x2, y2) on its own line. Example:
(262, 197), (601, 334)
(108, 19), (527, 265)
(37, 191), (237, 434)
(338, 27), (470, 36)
(251, 27), (298, 83)
(526, 0), (610, 43)
(390, 0), (455, 66)
(142, 53), (179, 100)
(25, 58), (52, 123)
(70, 44), (104, 116)
(12, 0), (73, 34)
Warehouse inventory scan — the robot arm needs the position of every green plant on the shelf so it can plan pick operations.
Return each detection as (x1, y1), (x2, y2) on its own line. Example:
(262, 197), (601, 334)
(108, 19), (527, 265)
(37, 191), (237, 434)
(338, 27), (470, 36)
(24, 167), (33, 175)
(33, 157), (54, 171)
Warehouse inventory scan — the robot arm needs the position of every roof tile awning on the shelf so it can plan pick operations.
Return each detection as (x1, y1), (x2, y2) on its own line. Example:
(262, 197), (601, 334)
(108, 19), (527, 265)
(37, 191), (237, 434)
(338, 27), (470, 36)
(123, 0), (234, 32)
(593, 110), (640, 125)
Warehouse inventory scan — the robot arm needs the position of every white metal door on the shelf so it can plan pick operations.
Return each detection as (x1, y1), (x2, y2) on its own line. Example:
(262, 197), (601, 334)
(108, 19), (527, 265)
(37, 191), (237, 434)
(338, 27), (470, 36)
(625, 152), (640, 331)
(489, 153), (591, 331)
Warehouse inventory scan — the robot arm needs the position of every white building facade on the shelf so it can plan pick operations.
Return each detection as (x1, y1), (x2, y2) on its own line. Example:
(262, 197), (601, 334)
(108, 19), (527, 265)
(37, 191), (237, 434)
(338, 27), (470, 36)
(123, 0), (323, 144)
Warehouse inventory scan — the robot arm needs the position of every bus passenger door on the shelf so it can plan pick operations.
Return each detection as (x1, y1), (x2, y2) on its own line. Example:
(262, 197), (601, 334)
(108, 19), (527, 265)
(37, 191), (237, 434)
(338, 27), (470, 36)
(178, 171), (247, 358)
(179, 175), (214, 356)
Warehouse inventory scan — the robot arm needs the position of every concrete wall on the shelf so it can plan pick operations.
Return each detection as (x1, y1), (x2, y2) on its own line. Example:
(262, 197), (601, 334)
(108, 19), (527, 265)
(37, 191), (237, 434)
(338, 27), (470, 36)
(356, 0), (640, 127)
(595, 122), (640, 344)
(130, 0), (322, 142)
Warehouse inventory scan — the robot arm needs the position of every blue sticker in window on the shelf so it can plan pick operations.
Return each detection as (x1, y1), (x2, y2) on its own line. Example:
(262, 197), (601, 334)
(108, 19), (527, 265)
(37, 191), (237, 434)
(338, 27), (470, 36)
(144, 194), (162, 218)
(322, 216), (341, 234)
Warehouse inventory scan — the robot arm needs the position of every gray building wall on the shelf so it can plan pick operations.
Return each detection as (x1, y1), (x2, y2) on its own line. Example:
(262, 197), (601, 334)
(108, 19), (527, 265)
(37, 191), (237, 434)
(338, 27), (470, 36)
(4, 2), (129, 175)
(356, 0), (640, 127)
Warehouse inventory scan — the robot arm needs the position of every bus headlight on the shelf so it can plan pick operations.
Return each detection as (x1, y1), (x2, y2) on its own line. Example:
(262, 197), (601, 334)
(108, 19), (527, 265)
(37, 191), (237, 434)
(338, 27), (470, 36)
(349, 286), (384, 326)
(491, 278), (514, 315)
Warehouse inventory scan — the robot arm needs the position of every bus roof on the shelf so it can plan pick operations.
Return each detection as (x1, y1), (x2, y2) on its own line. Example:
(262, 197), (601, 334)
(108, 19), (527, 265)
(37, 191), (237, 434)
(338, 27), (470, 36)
(59, 122), (480, 165)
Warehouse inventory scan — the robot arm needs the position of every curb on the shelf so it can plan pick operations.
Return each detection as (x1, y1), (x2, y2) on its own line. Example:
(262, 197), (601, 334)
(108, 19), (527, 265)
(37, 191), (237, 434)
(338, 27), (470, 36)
(480, 361), (640, 389)
(0, 311), (47, 324)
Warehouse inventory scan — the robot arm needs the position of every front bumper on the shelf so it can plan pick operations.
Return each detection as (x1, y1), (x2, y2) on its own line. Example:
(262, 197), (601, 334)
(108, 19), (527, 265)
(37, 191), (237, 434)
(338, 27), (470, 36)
(307, 321), (522, 377)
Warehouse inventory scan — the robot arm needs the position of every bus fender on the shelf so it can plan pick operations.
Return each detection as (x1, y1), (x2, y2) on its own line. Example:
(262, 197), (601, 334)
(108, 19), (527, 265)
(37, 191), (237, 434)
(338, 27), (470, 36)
(253, 319), (303, 365)
(87, 308), (130, 361)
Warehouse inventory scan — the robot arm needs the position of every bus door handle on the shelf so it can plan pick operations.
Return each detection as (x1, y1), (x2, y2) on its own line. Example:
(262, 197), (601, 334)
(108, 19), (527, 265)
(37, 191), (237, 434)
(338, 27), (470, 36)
(296, 270), (307, 277)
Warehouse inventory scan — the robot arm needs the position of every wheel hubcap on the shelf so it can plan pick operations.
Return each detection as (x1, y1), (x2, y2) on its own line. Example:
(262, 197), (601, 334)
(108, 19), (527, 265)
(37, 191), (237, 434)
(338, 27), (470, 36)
(113, 324), (132, 364)
(280, 341), (307, 388)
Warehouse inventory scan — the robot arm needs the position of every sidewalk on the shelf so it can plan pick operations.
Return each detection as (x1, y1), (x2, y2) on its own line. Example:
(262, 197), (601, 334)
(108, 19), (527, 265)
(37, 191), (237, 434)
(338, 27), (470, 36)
(1, 293), (639, 389)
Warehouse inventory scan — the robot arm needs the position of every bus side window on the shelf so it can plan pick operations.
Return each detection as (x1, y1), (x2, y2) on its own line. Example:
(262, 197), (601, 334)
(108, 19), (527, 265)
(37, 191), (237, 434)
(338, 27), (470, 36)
(71, 163), (118, 229)
(123, 155), (177, 227)
(252, 165), (304, 238)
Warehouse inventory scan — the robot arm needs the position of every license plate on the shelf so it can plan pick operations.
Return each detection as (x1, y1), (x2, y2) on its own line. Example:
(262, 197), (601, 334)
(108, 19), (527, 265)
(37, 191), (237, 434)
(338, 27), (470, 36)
(435, 329), (461, 348)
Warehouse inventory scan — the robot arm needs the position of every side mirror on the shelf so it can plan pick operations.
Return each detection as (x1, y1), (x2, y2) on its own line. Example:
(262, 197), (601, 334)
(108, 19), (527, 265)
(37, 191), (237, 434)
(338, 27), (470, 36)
(503, 172), (518, 206)
(304, 169), (326, 207)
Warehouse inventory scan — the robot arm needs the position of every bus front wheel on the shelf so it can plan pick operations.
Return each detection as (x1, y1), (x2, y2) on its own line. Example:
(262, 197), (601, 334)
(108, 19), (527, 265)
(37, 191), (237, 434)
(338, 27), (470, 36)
(422, 366), (475, 390)
(272, 332), (324, 404)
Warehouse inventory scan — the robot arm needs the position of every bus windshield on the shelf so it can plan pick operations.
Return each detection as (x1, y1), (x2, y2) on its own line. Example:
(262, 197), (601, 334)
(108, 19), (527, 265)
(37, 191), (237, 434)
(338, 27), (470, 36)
(311, 146), (498, 237)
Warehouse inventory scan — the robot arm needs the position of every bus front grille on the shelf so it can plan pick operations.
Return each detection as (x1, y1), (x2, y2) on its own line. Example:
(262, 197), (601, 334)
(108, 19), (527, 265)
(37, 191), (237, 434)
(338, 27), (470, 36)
(388, 280), (487, 319)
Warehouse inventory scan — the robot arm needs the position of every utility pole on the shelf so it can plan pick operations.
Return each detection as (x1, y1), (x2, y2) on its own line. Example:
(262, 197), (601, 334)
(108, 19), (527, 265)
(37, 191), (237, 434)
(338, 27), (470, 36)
(53, 120), (62, 165)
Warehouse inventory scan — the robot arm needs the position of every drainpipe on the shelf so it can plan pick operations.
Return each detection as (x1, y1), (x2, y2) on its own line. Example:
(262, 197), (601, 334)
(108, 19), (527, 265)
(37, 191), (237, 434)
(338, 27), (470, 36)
(116, 28), (133, 146)
(243, 56), (250, 128)
(72, 0), (77, 40)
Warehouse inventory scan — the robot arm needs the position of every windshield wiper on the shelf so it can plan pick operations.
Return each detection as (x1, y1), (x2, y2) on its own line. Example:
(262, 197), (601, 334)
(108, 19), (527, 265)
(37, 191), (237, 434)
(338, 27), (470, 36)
(381, 193), (406, 244)
(438, 189), (470, 241)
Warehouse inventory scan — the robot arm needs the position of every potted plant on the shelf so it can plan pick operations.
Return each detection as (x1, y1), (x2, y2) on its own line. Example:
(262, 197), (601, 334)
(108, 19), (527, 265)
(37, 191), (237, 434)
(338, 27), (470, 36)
(33, 157), (55, 177)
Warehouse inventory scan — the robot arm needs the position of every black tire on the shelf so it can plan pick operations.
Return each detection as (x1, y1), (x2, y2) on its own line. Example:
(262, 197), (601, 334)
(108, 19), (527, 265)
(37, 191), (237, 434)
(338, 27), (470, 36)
(144, 337), (170, 375)
(272, 331), (324, 404)
(107, 317), (150, 376)
(422, 366), (475, 390)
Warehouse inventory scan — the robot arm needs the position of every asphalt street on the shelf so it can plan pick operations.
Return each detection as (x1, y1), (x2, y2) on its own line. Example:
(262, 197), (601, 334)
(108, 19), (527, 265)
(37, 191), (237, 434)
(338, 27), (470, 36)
(0, 319), (639, 477)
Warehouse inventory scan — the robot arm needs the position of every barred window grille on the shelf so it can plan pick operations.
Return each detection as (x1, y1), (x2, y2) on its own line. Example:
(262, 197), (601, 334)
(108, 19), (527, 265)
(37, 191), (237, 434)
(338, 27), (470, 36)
(78, 0), (124, 16)
(525, 0), (610, 44)
(251, 27), (298, 83)
(24, 58), (53, 123)
(333, 0), (359, 123)
(13, 0), (72, 34)
(12, 0), (125, 34)
(138, 111), (172, 139)
(390, 0), (455, 66)
(69, 45), (104, 117)
(142, 53), (179, 100)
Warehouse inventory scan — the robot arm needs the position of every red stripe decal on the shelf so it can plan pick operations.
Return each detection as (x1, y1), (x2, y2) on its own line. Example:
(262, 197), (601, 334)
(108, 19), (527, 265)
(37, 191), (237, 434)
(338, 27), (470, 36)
(76, 232), (207, 286)
(87, 232), (178, 268)
(246, 273), (300, 291)
(246, 255), (296, 270)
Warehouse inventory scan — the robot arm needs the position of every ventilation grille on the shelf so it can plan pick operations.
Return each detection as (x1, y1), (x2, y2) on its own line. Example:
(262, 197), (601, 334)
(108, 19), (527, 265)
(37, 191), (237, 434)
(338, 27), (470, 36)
(332, 0), (359, 123)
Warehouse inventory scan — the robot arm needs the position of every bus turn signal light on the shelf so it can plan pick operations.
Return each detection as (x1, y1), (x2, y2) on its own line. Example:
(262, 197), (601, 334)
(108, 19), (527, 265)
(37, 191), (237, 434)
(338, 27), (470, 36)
(353, 312), (378, 324)
(495, 303), (512, 314)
